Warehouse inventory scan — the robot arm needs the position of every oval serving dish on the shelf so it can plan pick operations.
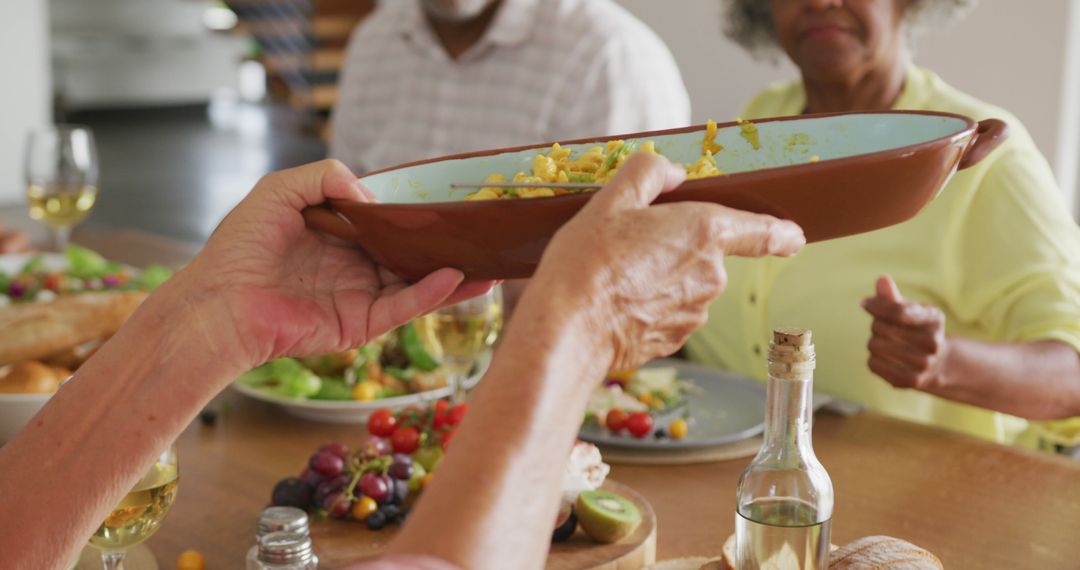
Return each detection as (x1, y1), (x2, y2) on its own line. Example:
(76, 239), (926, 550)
(305, 111), (1007, 280)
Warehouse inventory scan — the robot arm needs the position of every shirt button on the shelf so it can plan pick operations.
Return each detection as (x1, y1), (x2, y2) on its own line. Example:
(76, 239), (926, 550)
(749, 293), (757, 305)
(753, 344), (762, 356)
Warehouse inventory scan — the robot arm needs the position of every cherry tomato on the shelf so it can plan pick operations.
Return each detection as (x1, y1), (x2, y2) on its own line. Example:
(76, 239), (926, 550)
(433, 409), (453, 431)
(367, 409), (398, 438)
(440, 426), (458, 450)
(449, 403), (468, 425)
(605, 408), (629, 433)
(626, 412), (654, 438)
(43, 273), (63, 292)
(433, 400), (450, 414)
(669, 418), (689, 440)
(391, 426), (421, 454)
(351, 495), (378, 520)
(177, 550), (206, 570)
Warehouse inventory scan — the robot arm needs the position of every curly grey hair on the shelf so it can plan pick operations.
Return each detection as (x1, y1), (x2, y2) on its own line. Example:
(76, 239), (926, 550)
(723, 0), (980, 57)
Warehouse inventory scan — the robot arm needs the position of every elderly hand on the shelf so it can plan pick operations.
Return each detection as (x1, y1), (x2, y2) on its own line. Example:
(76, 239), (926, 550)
(862, 275), (949, 390)
(529, 153), (806, 371)
(170, 160), (493, 370)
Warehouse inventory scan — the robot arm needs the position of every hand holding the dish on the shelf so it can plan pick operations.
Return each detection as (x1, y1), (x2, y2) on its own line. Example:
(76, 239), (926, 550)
(862, 275), (949, 391)
(174, 159), (494, 370)
(524, 153), (807, 371)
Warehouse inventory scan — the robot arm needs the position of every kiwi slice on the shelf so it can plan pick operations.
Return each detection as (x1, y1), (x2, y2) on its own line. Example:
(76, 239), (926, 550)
(575, 490), (642, 543)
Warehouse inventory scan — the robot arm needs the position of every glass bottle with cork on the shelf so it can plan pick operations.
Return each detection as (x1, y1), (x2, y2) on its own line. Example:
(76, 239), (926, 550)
(735, 327), (833, 569)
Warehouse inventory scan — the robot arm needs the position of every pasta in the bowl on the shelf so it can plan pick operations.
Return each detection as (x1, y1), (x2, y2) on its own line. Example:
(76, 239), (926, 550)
(464, 119), (731, 201)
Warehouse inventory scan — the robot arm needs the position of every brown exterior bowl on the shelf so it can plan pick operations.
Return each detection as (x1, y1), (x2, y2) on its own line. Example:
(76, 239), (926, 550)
(304, 111), (1007, 280)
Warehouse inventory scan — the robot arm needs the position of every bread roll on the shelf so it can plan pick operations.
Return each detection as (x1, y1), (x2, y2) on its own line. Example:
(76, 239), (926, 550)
(0, 291), (146, 365)
(829, 535), (943, 569)
(0, 361), (62, 394)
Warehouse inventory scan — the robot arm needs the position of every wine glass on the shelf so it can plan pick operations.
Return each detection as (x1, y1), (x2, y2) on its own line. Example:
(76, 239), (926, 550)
(89, 445), (179, 569)
(24, 125), (100, 251)
(418, 285), (503, 403)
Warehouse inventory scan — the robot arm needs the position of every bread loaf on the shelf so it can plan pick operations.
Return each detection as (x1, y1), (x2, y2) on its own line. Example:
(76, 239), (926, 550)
(0, 291), (146, 365)
(829, 535), (943, 569)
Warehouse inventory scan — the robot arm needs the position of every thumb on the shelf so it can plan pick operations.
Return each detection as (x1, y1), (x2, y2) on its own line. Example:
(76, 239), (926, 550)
(585, 152), (685, 213)
(876, 275), (904, 303)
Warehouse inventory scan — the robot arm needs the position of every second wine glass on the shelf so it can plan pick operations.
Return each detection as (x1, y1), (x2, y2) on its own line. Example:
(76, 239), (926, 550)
(417, 285), (503, 403)
(24, 124), (100, 251)
(89, 444), (179, 569)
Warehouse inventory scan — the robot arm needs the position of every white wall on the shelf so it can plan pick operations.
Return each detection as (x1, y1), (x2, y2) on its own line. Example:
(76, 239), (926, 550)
(0, 0), (51, 204)
(617, 0), (1080, 211)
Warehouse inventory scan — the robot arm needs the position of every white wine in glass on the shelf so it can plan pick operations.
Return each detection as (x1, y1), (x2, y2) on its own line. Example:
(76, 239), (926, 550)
(24, 125), (100, 251)
(417, 286), (503, 402)
(90, 446), (178, 569)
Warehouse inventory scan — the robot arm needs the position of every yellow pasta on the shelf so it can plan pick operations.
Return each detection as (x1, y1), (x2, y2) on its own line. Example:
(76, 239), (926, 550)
(466, 119), (745, 200)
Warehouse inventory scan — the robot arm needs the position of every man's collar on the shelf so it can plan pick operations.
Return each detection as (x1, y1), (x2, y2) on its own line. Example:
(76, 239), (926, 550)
(399, 0), (541, 57)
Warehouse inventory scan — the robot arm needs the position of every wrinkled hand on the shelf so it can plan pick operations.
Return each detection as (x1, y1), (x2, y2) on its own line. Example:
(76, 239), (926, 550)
(862, 275), (949, 390)
(175, 160), (493, 368)
(532, 154), (806, 371)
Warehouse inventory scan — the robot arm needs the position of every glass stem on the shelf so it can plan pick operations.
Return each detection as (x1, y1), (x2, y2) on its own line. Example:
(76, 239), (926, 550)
(450, 373), (466, 404)
(101, 550), (126, 570)
(50, 225), (70, 252)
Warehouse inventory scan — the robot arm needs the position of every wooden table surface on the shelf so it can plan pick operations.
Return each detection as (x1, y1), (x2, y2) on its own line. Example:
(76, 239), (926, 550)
(137, 391), (1080, 569)
(6, 221), (1080, 569)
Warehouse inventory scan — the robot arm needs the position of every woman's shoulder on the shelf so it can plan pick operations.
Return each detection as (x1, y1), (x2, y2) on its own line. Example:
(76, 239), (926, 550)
(909, 66), (1039, 159)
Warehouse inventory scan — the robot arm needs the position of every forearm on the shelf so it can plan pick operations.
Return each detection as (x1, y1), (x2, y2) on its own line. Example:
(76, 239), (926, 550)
(0, 272), (246, 569)
(934, 338), (1080, 419)
(385, 283), (610, 569)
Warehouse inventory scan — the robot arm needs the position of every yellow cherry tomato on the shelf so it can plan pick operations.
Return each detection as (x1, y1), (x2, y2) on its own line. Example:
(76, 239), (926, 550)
(420, 472), (435, 490)
(177, 549), (206, 570)
(637, 393), (656, 407)
(351, 495), (378, 520)
(353, 381), (380, 401)
(669, 418), (689, 440)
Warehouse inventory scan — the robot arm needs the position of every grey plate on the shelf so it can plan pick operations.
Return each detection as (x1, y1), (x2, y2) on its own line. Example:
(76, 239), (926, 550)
(578, 359), (768, 450)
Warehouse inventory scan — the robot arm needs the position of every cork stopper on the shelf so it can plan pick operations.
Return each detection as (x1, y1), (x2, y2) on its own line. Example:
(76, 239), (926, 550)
(768, 327), (815, 379)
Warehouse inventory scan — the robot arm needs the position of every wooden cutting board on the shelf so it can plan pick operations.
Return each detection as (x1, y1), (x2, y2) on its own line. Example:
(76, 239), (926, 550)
(310, 480), (656, 569)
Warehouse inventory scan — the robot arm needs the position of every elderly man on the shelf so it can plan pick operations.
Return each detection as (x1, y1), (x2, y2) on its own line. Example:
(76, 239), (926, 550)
(329, 0), (690, 173)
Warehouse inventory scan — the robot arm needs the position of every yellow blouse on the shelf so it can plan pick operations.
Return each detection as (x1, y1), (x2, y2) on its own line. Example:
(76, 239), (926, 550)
(685, 66), (1080, 445)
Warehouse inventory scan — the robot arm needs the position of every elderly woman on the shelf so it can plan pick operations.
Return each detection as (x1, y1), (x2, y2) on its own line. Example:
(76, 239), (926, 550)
(685, 0), (1080, 445)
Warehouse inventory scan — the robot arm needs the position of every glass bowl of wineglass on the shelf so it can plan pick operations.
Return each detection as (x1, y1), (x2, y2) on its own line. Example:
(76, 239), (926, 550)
(415, 285), (503, 402)
(24, 125), (99, 251)
(88, 444), (179, 569)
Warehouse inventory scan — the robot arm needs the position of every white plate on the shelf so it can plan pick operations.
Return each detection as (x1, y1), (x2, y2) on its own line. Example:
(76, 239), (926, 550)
(0, 252), (67, 275)
(231, 354), (488, 423)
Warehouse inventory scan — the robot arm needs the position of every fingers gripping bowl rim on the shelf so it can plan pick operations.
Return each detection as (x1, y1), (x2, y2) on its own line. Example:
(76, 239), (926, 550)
(303, 111), (1007, 280)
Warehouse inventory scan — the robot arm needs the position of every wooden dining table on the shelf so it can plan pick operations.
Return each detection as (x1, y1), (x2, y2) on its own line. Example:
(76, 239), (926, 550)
(6, 216), (1080, 569)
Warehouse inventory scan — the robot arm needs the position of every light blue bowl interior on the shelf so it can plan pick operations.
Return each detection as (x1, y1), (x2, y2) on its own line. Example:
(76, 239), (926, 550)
(359, 114), (969, 204)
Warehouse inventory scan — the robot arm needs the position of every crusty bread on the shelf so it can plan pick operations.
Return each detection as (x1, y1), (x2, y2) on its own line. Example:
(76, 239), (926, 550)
(829, 535), (943, 569)
(0, 291), (147, 365)
(720, 532), (737, 569)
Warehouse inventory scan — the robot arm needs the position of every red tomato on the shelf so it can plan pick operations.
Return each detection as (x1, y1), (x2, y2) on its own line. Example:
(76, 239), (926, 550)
(367, 409), (398, 438)
(433, 409), (453, 431)
(605, 408), (629, 433)
(449, 403), (468, 426)
(626, 412), (654, 438)
(440, 426), (458, 450)
(391, 426), (421, 454)
(433, 400), (450, 414)
(43, 273), (63, 292)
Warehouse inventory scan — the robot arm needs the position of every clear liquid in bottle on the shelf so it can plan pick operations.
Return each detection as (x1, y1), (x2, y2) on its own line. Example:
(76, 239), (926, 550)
(735, 498), (830, 570)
